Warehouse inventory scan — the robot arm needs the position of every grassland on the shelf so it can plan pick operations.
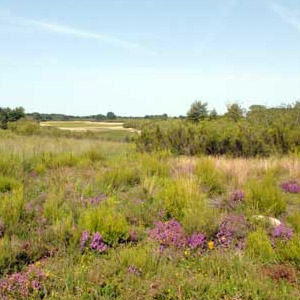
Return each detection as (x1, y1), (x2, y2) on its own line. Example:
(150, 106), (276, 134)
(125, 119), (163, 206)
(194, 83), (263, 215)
(0, 128), (299, 299)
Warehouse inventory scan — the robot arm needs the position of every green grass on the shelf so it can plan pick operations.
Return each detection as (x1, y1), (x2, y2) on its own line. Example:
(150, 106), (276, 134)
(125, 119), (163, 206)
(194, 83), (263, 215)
(0, 131), (299, 299)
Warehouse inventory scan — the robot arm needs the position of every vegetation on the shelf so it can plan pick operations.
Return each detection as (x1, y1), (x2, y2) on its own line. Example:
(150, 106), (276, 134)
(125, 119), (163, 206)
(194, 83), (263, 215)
(135, 102), (300, 157)
(0, 104), (299, 299)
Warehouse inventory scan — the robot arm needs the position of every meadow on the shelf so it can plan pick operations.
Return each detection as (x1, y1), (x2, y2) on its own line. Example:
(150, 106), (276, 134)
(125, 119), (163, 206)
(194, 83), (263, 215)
(0, 121), (300, 299)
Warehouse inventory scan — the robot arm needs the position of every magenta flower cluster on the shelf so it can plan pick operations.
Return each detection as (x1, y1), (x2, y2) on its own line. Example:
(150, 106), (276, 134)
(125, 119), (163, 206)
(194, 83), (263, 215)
(150, 219), (206, 250)
(127, 264), (142, 276)
(80, 231), (107, 253)
(150, 219), (188, 248)
(217, 222), (233, 248)
(217, 214), (248, 249)
(188, 233), (206, 249)
(230, 189), (245, 202)
(281, 181), (300, 194)
(0, 265), (45, 299)
(82, 194), (106, 206)
(272, 224), (293, 240)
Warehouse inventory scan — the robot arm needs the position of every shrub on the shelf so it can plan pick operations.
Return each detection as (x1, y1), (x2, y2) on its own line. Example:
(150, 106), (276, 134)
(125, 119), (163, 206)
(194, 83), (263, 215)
(100, 165), (141, 191)
(79, 204), (129, 245)
(0, 176), (19, 193)
(0, 187), (25, 231)
(42, 152), (79, 169)
(277, 235), (300, 265)
(195, 158), (224, 196)
(7, 119), (40, 135)
(156, 178), (200, 220)
(245, 173), (286, 216)
(245, 229), (275, 262)
(139, 152), (170, 177)
(0, 155), (21, 177)
(287, 211), (300, 233)
(181, 195), (218, 237)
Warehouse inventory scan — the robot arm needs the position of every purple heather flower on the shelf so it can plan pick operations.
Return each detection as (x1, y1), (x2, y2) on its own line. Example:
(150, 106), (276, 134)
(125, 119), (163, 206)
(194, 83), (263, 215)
(217, 214), (249, 248)
(188, 233), (206, 249)
(129, 230), (138, 242)
(90, 232), (107, 253)
(0, 265), (45, 299)
(134, 198), (145, 205)
(149, 219), (188, 248)
(80, 230), (89, 250)
(281, 181), (300, 194)
(127, 264), (142, 276)
(272, 224), (293, 240)
(157, 209), (165, 219)
(31, 280), (41, 290)
(25, 202), (34, 213)
(82, 194), (106, 206)
(230, 189), (245, 202)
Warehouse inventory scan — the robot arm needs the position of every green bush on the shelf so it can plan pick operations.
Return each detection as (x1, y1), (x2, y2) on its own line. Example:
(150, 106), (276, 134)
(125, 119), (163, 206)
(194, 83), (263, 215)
(79, 203), (129, 245)
(195, 158), (224, 196)
(156, 178), (201, 220)
(7, 119), (40, 135)
(245, 172), (286, 216)
(42, 152), (79, 169)
(0, 235), (22, 274)
(100, 164), (141, 191)
(287, 211), (300, 233)
(0, 176), (19, 193)
(0, 187), (25, 231)
(245, 229), (275, 262)
(277, 235), (300, 265)
(136, 105), (300, 157)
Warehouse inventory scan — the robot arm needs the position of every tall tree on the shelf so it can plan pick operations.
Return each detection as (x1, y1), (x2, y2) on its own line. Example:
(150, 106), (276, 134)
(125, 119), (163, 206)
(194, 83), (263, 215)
(187, 101), (208, 122)
(226, 103), (244, 122)
(106, 112), (116, 120)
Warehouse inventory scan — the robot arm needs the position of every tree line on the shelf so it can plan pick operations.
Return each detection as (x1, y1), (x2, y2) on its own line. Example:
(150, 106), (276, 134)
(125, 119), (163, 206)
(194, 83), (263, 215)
(135, 101), (300, 157)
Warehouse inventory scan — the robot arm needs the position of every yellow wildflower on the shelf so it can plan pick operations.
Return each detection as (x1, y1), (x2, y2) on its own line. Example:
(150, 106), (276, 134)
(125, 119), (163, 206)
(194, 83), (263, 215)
(208, 241), (214, 250)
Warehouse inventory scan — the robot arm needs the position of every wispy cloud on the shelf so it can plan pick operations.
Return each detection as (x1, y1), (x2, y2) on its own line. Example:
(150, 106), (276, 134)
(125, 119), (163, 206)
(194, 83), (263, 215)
(0, 10), (154, 54)
(272, 3), (300, 32)
(196, 0), (240, 55)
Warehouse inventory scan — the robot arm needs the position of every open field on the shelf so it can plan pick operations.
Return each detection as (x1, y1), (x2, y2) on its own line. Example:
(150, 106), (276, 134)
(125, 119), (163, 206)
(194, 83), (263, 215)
(40, 121), (140, 133)
(0, 130), (299, 299)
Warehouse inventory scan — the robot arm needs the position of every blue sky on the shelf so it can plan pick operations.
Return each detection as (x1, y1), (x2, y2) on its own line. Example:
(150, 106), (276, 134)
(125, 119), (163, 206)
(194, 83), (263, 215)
(0, 0), (300, 116)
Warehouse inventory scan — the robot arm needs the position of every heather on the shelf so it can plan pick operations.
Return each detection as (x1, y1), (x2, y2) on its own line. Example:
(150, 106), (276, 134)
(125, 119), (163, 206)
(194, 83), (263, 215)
(0, 129), (299, 299)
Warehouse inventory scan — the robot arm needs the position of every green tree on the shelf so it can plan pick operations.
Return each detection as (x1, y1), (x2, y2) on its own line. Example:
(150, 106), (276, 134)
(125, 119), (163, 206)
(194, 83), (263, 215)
(209, 109), (218, 120)
(0, 107), (25, 129)
(187, 101), (208, 122)
(106, 112), (116, 120)
(226, 103), (244, 122)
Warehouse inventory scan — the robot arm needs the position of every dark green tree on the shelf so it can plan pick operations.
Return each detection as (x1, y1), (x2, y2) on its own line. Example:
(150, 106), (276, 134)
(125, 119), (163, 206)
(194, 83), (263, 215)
(0, 106), (25, 129)
(106, 112), (116, 120)
(187, 101), (208, 122)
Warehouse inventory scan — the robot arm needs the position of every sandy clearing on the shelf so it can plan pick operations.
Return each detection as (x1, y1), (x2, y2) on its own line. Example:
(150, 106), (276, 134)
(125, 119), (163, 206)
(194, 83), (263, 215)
(40, 121), (124, 127)
(57, 126), (140, 133)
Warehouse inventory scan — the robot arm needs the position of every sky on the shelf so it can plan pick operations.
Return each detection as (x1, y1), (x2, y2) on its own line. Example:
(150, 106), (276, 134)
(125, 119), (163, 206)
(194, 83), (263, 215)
(0, 0), (300, 116)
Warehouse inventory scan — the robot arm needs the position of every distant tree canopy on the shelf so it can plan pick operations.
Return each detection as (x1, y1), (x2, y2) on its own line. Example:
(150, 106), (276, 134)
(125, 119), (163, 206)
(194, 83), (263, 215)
(0, 107), (25, 129)
(209, 109), (218, 120)
(106, 112), (117, 120)
(144, 114), (168, 120)
(187, 101), (208, 122)
(225, 103), (244, 122)
(136, 101), (300, 157)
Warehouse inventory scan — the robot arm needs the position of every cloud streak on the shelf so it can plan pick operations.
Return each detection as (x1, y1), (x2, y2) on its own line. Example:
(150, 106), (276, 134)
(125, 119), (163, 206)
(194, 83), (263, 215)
(0, 10), (153, 54)
(272, 3), (300, 32)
